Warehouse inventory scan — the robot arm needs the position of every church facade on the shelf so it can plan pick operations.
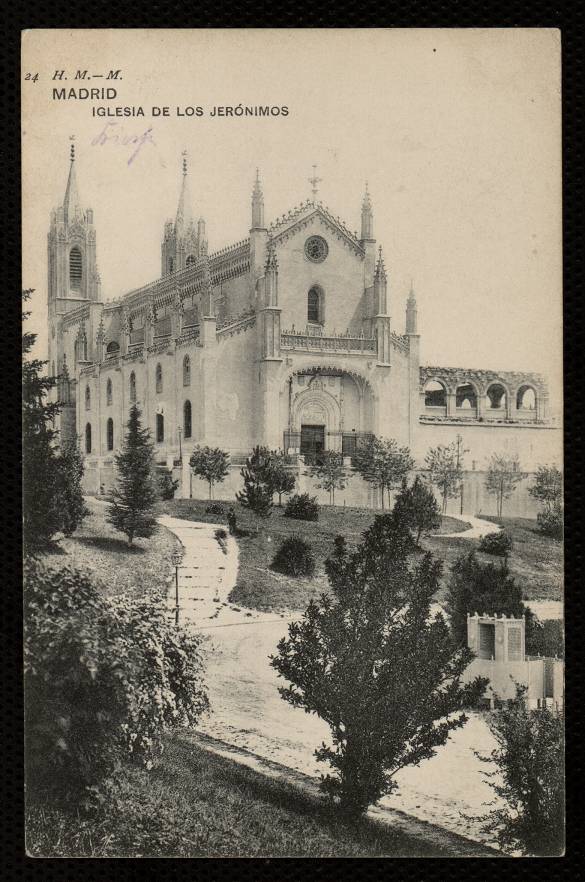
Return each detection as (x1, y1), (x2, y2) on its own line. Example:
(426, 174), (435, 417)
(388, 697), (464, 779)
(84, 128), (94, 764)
(48, 149), (560, 514)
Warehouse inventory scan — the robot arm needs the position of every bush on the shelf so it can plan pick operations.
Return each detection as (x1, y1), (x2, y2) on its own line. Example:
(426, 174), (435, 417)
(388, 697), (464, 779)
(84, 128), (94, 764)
(157, 468), (179, 501)
(205, 502), (224, 515)
(479, 530), (513, 556)
(537, 506), (563, 539)
(271, 535), (316, 578)
(284, 493), (319, 522)
(24, 558), (208, 798)
(526, 619), (564, 659)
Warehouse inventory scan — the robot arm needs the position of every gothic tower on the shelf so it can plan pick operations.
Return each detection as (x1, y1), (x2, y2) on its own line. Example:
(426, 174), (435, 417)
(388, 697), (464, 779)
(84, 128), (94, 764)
(161, 153), (207, 276)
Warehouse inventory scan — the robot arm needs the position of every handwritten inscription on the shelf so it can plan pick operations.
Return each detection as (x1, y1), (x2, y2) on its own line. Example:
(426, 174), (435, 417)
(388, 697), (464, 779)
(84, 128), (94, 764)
(90, 122), (155, 165)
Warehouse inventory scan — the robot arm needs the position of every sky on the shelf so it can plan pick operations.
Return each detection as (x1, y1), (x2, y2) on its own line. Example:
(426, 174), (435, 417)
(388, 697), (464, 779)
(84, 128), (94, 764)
(22, 28), (562, 394)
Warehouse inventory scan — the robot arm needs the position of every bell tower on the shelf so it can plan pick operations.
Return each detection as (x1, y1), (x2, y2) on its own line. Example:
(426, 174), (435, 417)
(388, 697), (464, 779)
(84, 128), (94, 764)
(161, 152), (207, 276)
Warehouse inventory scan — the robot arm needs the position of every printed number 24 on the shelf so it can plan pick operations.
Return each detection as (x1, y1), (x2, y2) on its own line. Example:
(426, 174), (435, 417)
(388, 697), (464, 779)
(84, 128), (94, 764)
(24, 73), (39, 82)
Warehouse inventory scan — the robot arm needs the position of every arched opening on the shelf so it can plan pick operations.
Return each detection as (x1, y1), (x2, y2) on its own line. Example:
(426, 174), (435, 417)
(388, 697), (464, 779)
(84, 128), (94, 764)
(106, 418), (114, 451)
(307, 286), (324, 325)
(106, 378), (113, 406)
(156, 413), (164, 443)
(85, 422), (92, 454)
(424, 379), (447, 410)
(168, 257), (174, 274)
(155, 363), (163, 394)
(85, 384), (91, 410)
(69, 247), (82, 290)
(154, 305), (171, 339)
(487, 383), (507, 410)
(456, 383), (478, 414)
(186, 254), (196, 266)
(184, 400), (192, 439)
(183, 355), (191, 386)
(129, 371), (136, 403)
(517, 385), (536, 411)
(106, 341), (120, 358)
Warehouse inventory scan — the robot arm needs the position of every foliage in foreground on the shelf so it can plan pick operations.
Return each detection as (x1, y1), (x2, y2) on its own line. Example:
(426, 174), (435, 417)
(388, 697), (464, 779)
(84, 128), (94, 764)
(271, 514), (487, 817)
(478, 530), (513, 557)
(392, 475), (441, 545)
(237, 446), (274, 528)
(107, 405), (158, 545)
(272, 535), (316, 578)
(24, 558), (208, 797)
(157, 467), (179, 500)
(284, 492), (320, 521)
(477, 685), (564, 856)
(536, 505), (563, 540)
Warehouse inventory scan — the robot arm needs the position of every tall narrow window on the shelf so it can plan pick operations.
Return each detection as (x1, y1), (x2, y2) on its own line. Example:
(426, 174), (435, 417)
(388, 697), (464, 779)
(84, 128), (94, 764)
(107, 418), (114, 451)
(307, 287), (323, 324)
(129, 371), (136, 403)
(85, 384), (91, 410)
(156, 363), (163, 394)
(156, 413), (164, 443)
(106, 378), (113, 406)
(186, 254), (196, 266)
(70, 247), (82, 290)
(184, 400), (192, 439)
(183, 355), (191, 386)
(85, 423), (92, 454)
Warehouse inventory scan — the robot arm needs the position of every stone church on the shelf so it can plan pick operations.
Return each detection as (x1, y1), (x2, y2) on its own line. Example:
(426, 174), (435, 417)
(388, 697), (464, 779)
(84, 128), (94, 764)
(48, 147), (560, 513)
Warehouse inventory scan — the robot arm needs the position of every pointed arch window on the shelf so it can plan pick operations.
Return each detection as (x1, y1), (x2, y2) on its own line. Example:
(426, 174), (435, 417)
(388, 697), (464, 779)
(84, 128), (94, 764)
(156, 363), (163, 394)
(129, 371), (137, 403)
(106, 418), (114, 451)
(70, 247), (82, 290)
(106, 378), (113, 406)
(183, 355), (191, 386)
(156, 413), (164, 443)
(186, 254), (196, 267)
(85, 384), (91, 411)
(307, 286), (324, 325)
(85, 423), (92, 454)
(184, 400), (192, 439)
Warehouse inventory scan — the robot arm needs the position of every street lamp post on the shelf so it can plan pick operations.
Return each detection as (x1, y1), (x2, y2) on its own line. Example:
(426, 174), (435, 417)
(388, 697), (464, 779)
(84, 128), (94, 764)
(172, 550), (182, 626)
(177, 426), (182, 463)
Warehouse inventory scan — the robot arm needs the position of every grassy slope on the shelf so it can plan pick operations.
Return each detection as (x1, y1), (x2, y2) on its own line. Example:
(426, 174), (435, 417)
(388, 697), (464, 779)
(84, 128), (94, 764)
(26, 735), (459, 857)
(41, 499), (180, 599)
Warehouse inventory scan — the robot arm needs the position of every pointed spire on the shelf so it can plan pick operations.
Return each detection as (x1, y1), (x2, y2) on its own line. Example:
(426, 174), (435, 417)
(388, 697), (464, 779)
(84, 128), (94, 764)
(375, 245), (387, 281)
(63, 136), (83, 224)
(406, 280), (418, 334)
(251, 168), (265, 229)
(175, 151), (194, 232)
(265, 237), (278, 272)
(361, 182), (374, 239)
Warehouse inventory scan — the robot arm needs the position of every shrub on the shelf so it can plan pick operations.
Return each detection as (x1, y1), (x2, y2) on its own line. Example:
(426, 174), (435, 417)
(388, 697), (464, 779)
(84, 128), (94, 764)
(272, 535), (316, 578)
(526, 619), (564, 659)
(205, 502), (224, 515)
(24, 558), (208, 798)
(284, 493), (319, 521)
(157, 468), (179, 500)
(537, 506), (563, 539)
(479, 530), (513, 556)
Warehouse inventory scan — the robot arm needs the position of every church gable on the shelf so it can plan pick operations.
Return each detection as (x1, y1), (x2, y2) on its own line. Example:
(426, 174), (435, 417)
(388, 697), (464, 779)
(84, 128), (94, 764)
(269, 203), (365, 258)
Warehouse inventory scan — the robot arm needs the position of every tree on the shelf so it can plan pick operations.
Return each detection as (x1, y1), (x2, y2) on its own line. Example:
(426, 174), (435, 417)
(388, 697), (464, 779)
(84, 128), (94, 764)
(528, 465), (563, 513)
(485, 453), (524, 518)
(107, 405), (158, 546)
(265, 449), (296, 506)
(352, 436), (414, 510)
(271, 513), (487, 818)
(424, 442), (462, 515)
(477, 685), (564, 856)
(55, 438), (89, 537)
(23, 289), (87, 552)
(157, 467), (179, 500)
(306, 450), (347, 505)
(392, 475), (441, 544)
(445, 551), (532, 648)
(236, 446), (273, 531)
(189, 445), (230, 500)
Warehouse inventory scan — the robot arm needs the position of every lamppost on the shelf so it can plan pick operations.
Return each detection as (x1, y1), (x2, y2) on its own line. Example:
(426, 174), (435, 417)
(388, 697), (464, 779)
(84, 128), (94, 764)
(177, 426), (182, 464)
(172, 550), (182, 626)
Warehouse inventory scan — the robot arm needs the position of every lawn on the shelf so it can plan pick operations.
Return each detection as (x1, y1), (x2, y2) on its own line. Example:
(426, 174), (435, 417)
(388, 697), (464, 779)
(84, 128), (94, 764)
(26, 734), (469, 857)
(160, 498), (470, 613)
(41, 499), (180, 599)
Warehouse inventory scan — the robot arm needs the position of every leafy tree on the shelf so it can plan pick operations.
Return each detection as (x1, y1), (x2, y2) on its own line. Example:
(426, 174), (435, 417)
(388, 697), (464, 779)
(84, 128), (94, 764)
(445, 551), (532, 648)
(529, 465), (563, 513)
(525, 619), (564, 659)
(424, 442), (463, 515)
(189, 445), (230, 500)
(352, 436), (414, 510)
(392, 475), (441, 544)
(284, 493), (320, 522)
(306, 450), (347, 505)
(272, 535), (316, 578)
(55, 438), (89, 537)
(107, 405), (158, 546)
(477, 684), (564, 856)
(478, 530), (513, 557)
(236, 446), (273, 531)
(536, 505), (563, 539)
(265, 449), (296, 506)
(271, 513), (487, 818)
(485, 453), (524, 518)
(23, 289), (86, 552)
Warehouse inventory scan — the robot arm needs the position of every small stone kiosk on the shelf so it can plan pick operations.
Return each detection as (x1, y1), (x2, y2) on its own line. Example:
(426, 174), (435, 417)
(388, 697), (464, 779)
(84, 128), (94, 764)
(463, 612), (563, 711)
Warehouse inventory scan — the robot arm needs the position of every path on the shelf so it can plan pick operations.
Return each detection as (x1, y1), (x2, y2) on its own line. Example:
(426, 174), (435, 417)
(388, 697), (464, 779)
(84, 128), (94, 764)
(159, 511), (504, 850)
(435, 514), (501, 540)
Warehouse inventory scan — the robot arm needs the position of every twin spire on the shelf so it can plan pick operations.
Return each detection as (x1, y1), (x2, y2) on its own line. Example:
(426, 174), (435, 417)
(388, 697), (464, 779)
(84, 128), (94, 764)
(63, 136), (83, 224)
